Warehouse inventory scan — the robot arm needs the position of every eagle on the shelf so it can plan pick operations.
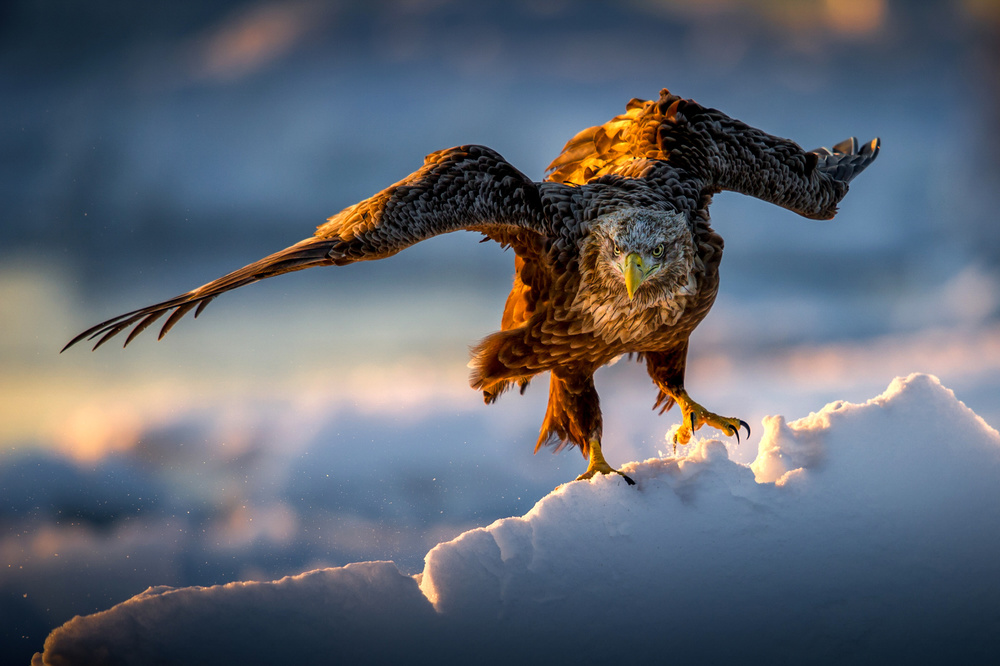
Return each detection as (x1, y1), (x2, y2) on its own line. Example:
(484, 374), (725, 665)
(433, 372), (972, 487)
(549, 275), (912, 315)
(64, 88), (879, 485)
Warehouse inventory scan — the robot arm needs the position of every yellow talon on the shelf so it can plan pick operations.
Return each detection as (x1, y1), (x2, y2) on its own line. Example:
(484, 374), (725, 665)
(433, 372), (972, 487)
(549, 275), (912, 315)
(576, 438), (635, 485)
(671, 389), (750, 448)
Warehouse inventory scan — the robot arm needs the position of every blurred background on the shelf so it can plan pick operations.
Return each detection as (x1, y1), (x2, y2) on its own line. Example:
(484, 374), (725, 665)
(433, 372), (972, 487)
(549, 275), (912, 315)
(3, 0), (999, 661)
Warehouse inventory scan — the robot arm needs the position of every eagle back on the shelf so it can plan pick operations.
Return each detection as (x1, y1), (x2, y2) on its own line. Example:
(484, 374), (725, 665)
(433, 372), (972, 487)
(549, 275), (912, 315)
(545, 89), (683, 186)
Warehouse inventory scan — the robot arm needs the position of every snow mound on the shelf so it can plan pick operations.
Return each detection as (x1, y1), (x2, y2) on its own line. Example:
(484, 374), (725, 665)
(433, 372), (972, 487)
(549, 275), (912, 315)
(33, 374), (1000, 665)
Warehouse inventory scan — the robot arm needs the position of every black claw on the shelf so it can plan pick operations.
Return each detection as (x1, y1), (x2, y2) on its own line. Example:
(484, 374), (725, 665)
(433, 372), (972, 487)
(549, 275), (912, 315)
(620, 473), (636, 486)
(690, 412), (697, 433)
(733, 427), (740, 445)
(739, 420), (751, 440)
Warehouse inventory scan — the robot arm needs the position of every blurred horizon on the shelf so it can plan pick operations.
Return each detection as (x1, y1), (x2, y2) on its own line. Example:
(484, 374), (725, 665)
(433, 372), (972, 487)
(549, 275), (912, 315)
(3, 0), (1000, 662)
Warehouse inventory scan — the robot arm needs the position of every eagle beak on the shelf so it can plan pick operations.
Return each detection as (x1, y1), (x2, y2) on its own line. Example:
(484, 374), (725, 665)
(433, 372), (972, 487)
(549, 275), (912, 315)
(622, 252), (644, 300)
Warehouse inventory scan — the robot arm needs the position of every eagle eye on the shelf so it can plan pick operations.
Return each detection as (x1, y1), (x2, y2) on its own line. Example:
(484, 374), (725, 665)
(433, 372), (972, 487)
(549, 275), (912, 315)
(652, 244), (664, 258)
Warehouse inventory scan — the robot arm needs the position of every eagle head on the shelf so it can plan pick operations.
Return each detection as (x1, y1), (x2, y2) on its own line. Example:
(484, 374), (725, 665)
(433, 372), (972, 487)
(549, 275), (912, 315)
(589, 208), (697, 308)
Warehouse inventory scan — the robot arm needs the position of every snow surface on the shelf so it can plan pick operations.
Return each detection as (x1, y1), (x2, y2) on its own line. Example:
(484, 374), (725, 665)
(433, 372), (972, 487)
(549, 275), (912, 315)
(31, 374), (1000, 665)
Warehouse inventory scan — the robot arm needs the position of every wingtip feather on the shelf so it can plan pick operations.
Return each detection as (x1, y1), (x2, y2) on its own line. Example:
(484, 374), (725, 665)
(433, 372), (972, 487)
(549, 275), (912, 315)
(811, 135), (881, 184)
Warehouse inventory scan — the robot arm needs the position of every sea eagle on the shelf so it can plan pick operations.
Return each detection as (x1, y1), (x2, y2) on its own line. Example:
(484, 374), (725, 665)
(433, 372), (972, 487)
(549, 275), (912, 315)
(64, 89), (880, 484)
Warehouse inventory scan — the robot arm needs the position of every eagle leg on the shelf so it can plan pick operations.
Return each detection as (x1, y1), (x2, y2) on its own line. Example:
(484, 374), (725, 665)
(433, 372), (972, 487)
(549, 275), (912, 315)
(671, 388), (750, 448)
(575, 438), (635, 485)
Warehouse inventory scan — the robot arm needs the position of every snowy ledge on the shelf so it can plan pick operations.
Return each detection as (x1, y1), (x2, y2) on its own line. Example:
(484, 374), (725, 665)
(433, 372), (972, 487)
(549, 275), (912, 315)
(33, 374), (1000, 665)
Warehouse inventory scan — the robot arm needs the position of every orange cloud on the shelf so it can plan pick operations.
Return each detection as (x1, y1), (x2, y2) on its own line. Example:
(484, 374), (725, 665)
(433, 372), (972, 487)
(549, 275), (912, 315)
(195, 1), (327, 80)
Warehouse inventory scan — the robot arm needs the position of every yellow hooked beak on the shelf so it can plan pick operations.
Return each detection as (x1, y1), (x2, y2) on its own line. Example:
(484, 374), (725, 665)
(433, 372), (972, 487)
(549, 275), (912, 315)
(622, 252), (645, 300)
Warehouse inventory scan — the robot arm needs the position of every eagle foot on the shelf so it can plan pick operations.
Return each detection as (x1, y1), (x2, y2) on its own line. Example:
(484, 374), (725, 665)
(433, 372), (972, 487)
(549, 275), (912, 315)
(575, 438), (636, 486)
(672, 393), (750, 448)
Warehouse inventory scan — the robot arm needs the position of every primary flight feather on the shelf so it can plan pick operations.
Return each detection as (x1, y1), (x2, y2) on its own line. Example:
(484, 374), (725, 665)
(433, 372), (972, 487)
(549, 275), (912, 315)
(64, 88), (880, 484)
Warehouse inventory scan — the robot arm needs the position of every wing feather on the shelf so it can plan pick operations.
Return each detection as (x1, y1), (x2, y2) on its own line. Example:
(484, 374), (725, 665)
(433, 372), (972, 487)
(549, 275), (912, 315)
(64, 145), (549, 351)
(62, 237), (344, 351)
(546, 88), (879, 220)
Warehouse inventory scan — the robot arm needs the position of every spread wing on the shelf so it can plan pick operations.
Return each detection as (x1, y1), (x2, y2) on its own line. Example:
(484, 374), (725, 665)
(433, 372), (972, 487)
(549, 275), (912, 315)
(64, 145), (550, 351)
(546, 88), (879, 220)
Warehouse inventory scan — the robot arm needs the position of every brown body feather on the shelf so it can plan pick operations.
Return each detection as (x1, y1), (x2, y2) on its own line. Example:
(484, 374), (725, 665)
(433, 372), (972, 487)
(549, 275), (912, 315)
(64, 89), (879, 465)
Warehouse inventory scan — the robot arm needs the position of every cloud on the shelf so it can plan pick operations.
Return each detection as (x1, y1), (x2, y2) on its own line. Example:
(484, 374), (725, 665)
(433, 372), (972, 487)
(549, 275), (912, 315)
(0, 455), (164, 527)
(32, 374), (1000, 664)
(192, 2), (330, 81)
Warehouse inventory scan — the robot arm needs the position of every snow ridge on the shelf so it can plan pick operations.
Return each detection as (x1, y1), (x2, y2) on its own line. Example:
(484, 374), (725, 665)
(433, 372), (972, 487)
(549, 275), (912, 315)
(33, 374), (1000, 665)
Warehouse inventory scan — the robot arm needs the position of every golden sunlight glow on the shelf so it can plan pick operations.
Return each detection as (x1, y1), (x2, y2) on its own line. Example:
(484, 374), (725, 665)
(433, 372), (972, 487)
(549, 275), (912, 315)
(54, 403), (144, 463)
(639, 0), (888, 38)
(822, 0), (886, 36)
(963, 0), (1000, 24)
